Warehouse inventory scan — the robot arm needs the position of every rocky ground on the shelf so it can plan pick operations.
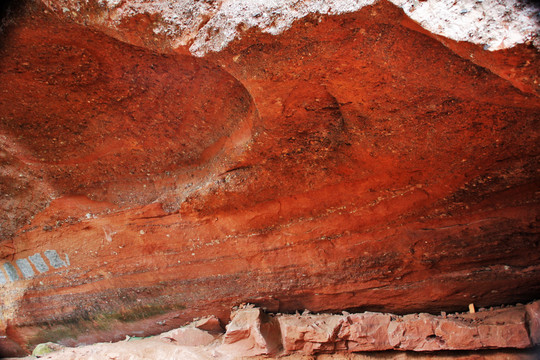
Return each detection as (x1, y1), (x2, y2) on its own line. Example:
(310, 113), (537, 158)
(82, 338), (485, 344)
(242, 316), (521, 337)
(4, 301), (540, 359)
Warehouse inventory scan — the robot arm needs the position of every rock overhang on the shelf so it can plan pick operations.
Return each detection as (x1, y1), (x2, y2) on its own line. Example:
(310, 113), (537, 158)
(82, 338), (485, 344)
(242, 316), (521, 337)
(0, 0), (539, 356)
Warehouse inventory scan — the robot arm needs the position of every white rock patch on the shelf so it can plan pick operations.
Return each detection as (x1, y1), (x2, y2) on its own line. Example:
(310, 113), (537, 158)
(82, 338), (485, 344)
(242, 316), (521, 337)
(393, 0), (539, 51)
(40, 0), (540, 55)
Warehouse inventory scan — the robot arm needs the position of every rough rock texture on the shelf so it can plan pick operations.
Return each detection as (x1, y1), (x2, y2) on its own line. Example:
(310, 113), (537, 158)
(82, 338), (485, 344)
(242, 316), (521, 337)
(194, 315), (224, 334)
(278, 303), (537, 354)
(14, 349), (540, 360)
(525, 301), (540, 346)
(340, 313), (392, 352)
(6, 304), (540, 359)
(280, 312), (348, 354)
(159, 327), (216, 347)
(1, 0), (540, 356)
(38, 0), (540, 55)
(219, 305), (281, 356)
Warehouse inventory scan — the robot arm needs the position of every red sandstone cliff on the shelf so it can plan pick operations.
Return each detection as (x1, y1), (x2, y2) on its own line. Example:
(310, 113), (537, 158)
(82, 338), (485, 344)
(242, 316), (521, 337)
(0, 0), (539, 356)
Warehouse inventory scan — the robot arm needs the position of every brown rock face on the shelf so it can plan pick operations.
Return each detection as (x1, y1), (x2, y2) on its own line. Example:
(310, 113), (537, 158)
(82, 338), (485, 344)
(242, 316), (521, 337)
(0, 0), (539, 355)
(278, 303), (537, 354)
(9, 303), (540, 359)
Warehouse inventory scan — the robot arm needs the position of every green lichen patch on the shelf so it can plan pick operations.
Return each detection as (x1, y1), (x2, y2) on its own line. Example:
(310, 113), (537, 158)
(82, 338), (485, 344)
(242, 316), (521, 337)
(32, 342), (64, 357)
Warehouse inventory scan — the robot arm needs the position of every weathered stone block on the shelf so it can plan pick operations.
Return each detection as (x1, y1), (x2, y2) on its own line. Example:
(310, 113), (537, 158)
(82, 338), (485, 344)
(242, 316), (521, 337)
(525, 300), (540, 345)
(219, 305), (281, 356)
(339, 312), (392, 351)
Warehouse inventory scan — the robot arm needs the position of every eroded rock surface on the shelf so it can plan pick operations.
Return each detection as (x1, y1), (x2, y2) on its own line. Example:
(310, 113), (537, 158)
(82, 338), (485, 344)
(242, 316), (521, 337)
(279, 303), (538, 354)
(38, 0), (540, 55)
(219, 305), (281, 356)
(7, 303), (540, 359)
(1, 0), (539, 356)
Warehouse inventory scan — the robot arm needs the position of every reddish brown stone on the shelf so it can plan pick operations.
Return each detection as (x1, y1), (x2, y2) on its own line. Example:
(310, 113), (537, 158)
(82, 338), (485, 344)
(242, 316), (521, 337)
(388, 313), (441, 351)
(471, 308), (531, 349)
(389, 307), (532, 351)
(279, 314), (344, 354)
(219, 306), (281, 356)
(276, 304), (536, 354)
(3, 304), (540, 358)
(0, 0), (539, 354)
(339, 313), (392, 351)
(434, 319), (482, 350)
(525, 300), (540, 346)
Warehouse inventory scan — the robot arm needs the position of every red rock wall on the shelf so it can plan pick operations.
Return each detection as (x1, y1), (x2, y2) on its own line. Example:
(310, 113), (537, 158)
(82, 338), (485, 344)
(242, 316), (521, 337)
(0, 0), (539, 356)
(225, 303), (540, 355)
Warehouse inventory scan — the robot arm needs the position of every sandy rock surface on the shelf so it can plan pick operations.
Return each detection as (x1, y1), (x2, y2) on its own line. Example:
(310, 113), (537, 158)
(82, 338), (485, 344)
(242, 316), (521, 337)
(1, 0), (539, 356)
(4, 303), (540, 359)
(39, 0), (540, 55)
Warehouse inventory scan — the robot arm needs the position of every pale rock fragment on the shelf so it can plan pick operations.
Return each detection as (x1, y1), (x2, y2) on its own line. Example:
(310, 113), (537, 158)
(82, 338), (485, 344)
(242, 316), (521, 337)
(159, 327), (216, 347)
(195, 315), (224, 333)
(218, 305), (281, 356)
(525, 300), (540, 345)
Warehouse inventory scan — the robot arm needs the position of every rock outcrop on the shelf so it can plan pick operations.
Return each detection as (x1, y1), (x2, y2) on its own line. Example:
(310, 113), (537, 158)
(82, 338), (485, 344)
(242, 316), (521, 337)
(9, 303), (540, 359)
(1, 0), (539, 356)
(219, 305), (281, 357)
(278, 304), (537, 354)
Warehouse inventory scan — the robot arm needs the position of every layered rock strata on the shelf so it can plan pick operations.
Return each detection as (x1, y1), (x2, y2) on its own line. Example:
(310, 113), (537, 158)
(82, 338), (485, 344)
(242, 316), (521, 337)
(1, 0), (539, 356)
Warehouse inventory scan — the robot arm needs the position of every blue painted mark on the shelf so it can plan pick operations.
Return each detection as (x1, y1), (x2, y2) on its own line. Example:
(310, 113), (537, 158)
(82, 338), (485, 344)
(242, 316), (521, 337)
(16, 258), (35, 279)
(29, 253), (49, 273)
(0, 268), (6, 285)
(44, 250), (66, 269)
(3, 263), (19, 281)
(0, 249), (70, 286)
